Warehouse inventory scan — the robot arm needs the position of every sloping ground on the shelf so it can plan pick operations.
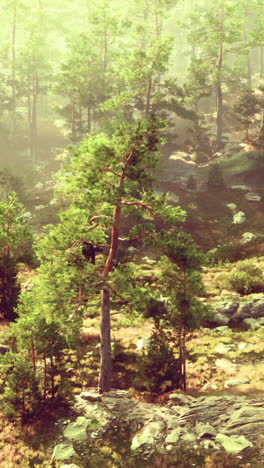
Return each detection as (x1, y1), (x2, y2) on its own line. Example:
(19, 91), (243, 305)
(51, 390), (264, 467)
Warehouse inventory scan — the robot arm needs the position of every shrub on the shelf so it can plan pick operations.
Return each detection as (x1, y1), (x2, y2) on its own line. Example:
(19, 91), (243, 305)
(192, 151), (208, 164)
(133, 330), (180, 393)
(223, 259), (264, 294)
(207, 163), (226, 189)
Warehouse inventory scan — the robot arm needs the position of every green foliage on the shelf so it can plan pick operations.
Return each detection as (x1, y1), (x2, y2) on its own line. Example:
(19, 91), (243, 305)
(223, 259), (264, 295)
(233, 86), (259, 137)
(133, 330), (180, 393)
(0, 192), (33, 320)
(207, 163), (226, 190)
(0, 353), (41, 419)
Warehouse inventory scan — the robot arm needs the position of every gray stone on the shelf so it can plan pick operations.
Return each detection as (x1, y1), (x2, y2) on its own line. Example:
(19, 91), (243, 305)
(214, 326), (229, 333)
(131, 421), (165, 450)
(251, 300), (264, 318)
(224, 378), (250, 388)
(215, 434), (253, 453)
(213, 313), (229, 326)
(195, 422), (217, 439)
(80, 391), (102, 402)
(233, 211), (246, 224)
(169, 393), (194, 405)
(245, 192), (262, 202)
(235, 301), (253, 320)
(215, 359), (236, 370)
(214, 343), (231, 354)
(52, 444), (77, 461)
(241, 232), (255, 244)
(243, 318), (264, 329)
(165, 428), (182, 444)
(63, 417), (89, 441)
(61, 465), (81, 468)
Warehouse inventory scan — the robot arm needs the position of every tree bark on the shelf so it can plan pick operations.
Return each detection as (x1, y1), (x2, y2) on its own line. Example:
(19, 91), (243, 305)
(11, 2), (17, 138)
(260, 48), (264, 78)
(98, 288), (112, 392)
(216, 41), (223, 150)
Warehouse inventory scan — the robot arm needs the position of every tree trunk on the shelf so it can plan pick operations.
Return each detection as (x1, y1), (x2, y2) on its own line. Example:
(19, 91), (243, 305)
(87, 105), (91, 133)
(31, 338), (36, 374)
(43, 354), (47, 403)
(98, 288), (112, 392)
(258, 108), (264, 142)
(260, 48), (264, 78)
(50, 355), (55, 398)
(216, 41), (223, 150)
(30, 79), (38, 161)
(11, 2), (17, 138)
(145, 76), (152, 118)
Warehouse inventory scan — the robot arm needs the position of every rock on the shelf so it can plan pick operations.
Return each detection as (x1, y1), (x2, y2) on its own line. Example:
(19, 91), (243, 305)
(131, 421), (166, 450)
(231, 185), (250, 191)
(241, 232), (255, 244)
(243, 318), (263, 329)
(61, 465), (81, 468)
(233, 211), (245, 224)
(235, 301), (253, 320)
(245, 192), (262, 201)
(238, 342), (249, 350)
(215, 434), (253, 453)
(64, 417), (89, 441)
(195, 422), (217, 439)
(215, 301), (239, 317)
(136, 337), (150, 351)
(52, 444), (77, 461)
(224, 378), (250, 388)
(213, 313), (229, 326)
(214, 343), (231, 354)
(169, 393), (194, 405)
(226, 203), (237, 212)
(215, 359), (236, 370)
(201, 382), (218, 391)
(181, 432), (196, 442)
(226, 405), (264, 437)
(251, 299), (264, 318)
(165, 428), (182, 444)
(214, 326), (229, 333)
(80, 391), (102, 402)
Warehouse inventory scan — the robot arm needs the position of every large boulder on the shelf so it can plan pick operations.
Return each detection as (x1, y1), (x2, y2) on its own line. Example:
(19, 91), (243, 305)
(206, 294), (264, 327)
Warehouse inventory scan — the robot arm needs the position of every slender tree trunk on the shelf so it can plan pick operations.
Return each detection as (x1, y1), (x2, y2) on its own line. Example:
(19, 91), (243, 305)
(87, 105), (91, 133)
(71, 94), (76, 142)
(258, 108), (264, 142)
(31, 338), (36, 374)
(11, 2), (17, 138)
(50, 355), (55, 398)
(145, 76), (152, 118)
(30, 72), (38, 161)
(98, 154), (133, 392)
(243, 22), (251, 86)
(99, 288), (112, 392)
(260, 48), (264, 78)
(43, 355), (47, 403)
(216, 41), (223, 150)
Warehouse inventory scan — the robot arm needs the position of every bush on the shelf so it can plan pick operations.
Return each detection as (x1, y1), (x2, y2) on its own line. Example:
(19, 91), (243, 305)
(192, 151), (208, 164)
(133, 330), (180, 393)
(223, 259), (264, 294)
(207, 163), (226, 189)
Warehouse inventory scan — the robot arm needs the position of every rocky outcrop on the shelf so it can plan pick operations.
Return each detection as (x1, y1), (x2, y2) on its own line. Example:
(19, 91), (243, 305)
(205, 293), (264, 328)
(52, 390), (264, 466)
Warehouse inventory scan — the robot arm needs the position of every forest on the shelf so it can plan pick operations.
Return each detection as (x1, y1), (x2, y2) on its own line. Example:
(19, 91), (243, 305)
(0, 0), (264, 466)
